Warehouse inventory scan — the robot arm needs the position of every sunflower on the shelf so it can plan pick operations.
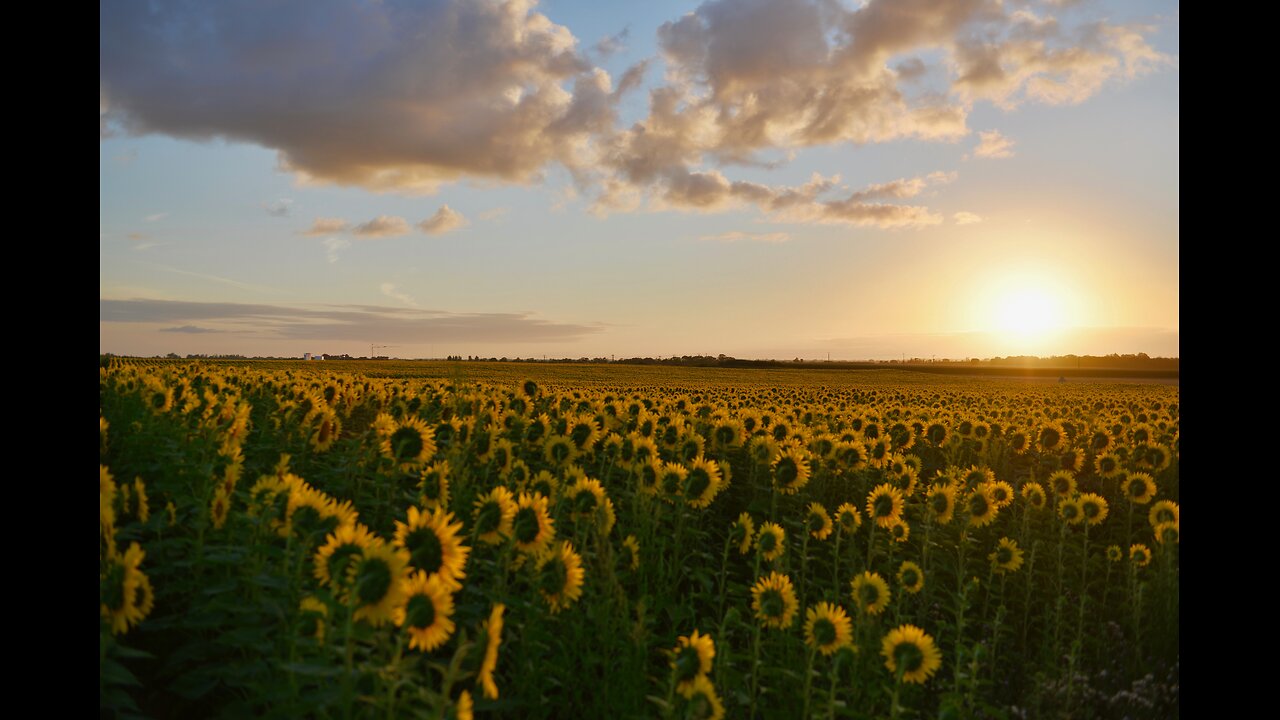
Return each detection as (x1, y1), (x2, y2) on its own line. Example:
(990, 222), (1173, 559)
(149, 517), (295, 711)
(989, 538), (1024, 573)
(543, 434), (578, 466)
(923, 421), (950, 448)
(419, 461), (451, 510)
(807, 502), (834, 540)
(394, 506), (470, 590)
(1078, 493), (1109, 526)
(100, 465), (117, 541)
(473, 486), (516, 545)
(299, 596), (329, 643)
(888, 518), (910, 543)
(1020, 482), (1047, 511)
(1088, 429), (1114, 453)
(984, 480), (1015, 508)
(1154, 521), (1179, 545)
(751, 571), (799, 629)
(133, 478), (150, 523)
(501, 492), (552, 555)
(1094, 451), (1124, 479)
(683, 456), (723, 509)
(1057, 448), (1085, 474)
(755, 522), (786, 562)
(881, 625), (942, 684)
(1006, 429), (1031, 454)
(1037, 421), (1067, 453)
(1058, 497), (1084, 525)
(923, 482), (956, 525)
(1106, 545), (1123, 562)
(210, 488), (231, 530)
(397, 571), (456, 652)
(866, 483), (905, 529)
(1123, 473), (1157, 505)
(897, 561), (925, 594)
(965, 487), (999, 528)
(672, 628), (716, 693)
(479, 603), (505, 699)
(1129, 543), (1152, 567)
(100, 542), (151, 635)
(805, 602), (853, 655)
(351, 541), (411, 627)
(1135, 442), (1172, 473)
(677, 675), (725, 720)
(658, 461), (689, 503)
(314, 523), (377, 590)
(731, 513), (756, 555)
(771, 446), (811, 495)
(849, 571), (892, 616)
(383, 415), (437, 468)
(1148, 499), (1180, 529)
(835, 503), (862, 533)
(310, 408), (341, 453)
(622, 534), (641, 570)
(748, 435), (780, 467)
(832, 440), (868, 472)
(567, 475), (616, 536)
(1047, 470), (1077, 498)
(961, 466), (996, 490)
(536, 541), (585, 614)
(866, 436), (893, 468)
(710, 418), (745, 451)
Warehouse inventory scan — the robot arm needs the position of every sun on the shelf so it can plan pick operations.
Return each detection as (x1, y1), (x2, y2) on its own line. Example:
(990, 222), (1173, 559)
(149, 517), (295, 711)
(994, 286), (1062, 335)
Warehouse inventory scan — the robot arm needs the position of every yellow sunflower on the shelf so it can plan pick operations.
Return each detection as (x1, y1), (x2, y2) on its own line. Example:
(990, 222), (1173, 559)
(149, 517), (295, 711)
(881, 624), (942, 684)
(310, 408), (341, 453)
(756, 522), (786, 562)
(100, 542), (151, 635)
(849, 571), (892, 616)
(394, 506), (469, 590)
(396, 571), (455, 652)
(965, 486), (999, 528)
(807, 502), (834, 540)
(804, 602), (853, 655)
(835, 502), (863, 533)
(419, 461), (451, 510)
(1123, 473), (1157, 505)
(1047, 470), (1077, 498)
(1078, 493), (1109, 526)
(351, 541), (411, 627)
(888, 518), (910, 543)
(672, 628), (716, 693)
(989, 537), (1024, 573)
(1094, 451), (1124, 479)
(1106, 545), (1123, 562)
(731, 513), (756, 555)
(984, 480), (1015, 509)
(1129, 543), (1152, 567)
(771, 446), (811, 495)
(479, 603), (505, 699)
(622, 534), (641, 570)
(1058, 496), (1084, 525)
(382, 415), (437, 468)
(677, 675), (725, 720)
(473, 486), (516, 545)
(1148, 499), (1180, 529)
(1037, 421), (1067, 453)
(1154, 521), (1179, 545)
(926, 483), (957, 525)
(897, 561), (924, 594)
(683, 456), (723, 509)
(536, 541), (585, 614)
(866, 483), (905, 529)
(314, 523), (377, 590)
(1020, 482), (1047, 511)
(751, 571), (799, 629)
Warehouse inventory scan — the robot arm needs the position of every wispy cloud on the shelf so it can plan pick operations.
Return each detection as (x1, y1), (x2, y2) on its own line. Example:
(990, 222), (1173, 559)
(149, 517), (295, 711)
(954, 211), (983, 225)
(699, 231), (790, 243)
(322, 237), (350, 264)
(101, 299), (606, 344)
(418, 206), (468, 235)
(143, 212), (167, 222)
(302, 217), (349, 236)
(353, 215), (411, 239)
(140, 262), (286, 295)
(160, 325), (223, 334)
(968, 130), (1016, 160)
(263, 199), (293, 217)
(380, 282), (419, 307)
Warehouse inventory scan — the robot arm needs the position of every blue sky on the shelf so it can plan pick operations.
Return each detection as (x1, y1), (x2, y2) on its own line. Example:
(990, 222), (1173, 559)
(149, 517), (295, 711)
(101, 0), (1178, 360)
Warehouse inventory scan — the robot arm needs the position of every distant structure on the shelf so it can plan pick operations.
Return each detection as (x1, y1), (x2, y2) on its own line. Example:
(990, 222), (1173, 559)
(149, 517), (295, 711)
(304, 352), (312, 361)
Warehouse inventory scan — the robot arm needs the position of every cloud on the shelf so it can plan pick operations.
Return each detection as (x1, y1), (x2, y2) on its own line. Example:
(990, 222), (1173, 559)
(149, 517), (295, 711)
(322, 237), (350, 264)
(380, 282), (419, 307)
(101, 298), (605, 344)
(302, 217), (350, 236)
(353, 215), (411, 238)
(143, 212), (166, 222)
(160, 325), (223, 334)
(969, 130), (1015, 159)
(264, 199), (293, 217)
(699, 231), (790, 243)
(953, 211), (982, 225)
(593, 28), (629, 58)
(418, 205), (469, 235)
(142, 262), (285, 295)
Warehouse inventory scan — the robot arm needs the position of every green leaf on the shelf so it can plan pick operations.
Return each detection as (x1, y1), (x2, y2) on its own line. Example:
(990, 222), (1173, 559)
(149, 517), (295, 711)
(101, 659), (142, 687)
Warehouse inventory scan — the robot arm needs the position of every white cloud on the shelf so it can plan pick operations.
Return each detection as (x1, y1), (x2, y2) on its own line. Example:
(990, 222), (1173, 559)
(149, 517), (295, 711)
(953, 211), (983, 225)
(143, 213), (167, 222)
(969, 130), (1016, 159)
(303, 217), (350, 236)
(322, 237), (350, 264)
(418, 206), (469, 235)
(380, 282), (418, 307)
(353, 215), (411, 239)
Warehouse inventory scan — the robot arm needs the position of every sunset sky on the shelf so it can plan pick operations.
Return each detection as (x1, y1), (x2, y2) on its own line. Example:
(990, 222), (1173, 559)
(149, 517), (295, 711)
(100, 0), (1178, 361)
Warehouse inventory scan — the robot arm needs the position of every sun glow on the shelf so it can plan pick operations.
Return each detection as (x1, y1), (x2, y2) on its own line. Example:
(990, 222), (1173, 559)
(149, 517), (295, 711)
(995, 287), (1063, 335)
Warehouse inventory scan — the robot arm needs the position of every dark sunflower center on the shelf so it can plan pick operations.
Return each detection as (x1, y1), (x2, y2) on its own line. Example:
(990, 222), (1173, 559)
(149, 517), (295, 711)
(1054, 479), (1070, 494)
(540, 558), (567, 594)
(354, 558), (392, 605)
(102, 563), (127, 610)
(997, 547), (1013, 564)
(514, 507), (540, 543)
(1083, 502), (1100, 518)
(661, 472), (682, 495)
(759, 532), (777, 553)
(969, 494), (989, 517)
(730, 524), (747, 545)
(549, 441), (572, 463)
(151, 391), (167, 409)
(927, 425), (946, 444)
(476, 502), (502, 534)
(874, 495), (894, 518)
(423, 474), (442, 499)
(902, 569), (919, 587)
(405, 593), (435, 629)
(860, 583), (879, 605)
(675, 647), (701, 681)
(761, 589), (784, 617)
(894, 642), (924, 673)
(407, 527), (444, 573)
(685, 469), (711, 498)
(930, 494), (949, 513)
(813, 618), (836, 645)
(1062, 504), (1079, 519)
(1156, 508), (1175, 523)
(574, 490), (598, 513)
(808, 513), (825, 532)
(776, 459), (798, 485)
(570, 424), (592, 449)
(391, 427), (425, 461)
(840, 512), (857, 527)
(715, 426), (735, 445)
(525, 423), (545, 443)
(327, 544), (361, 587)
(1040, 429), (1060, 448)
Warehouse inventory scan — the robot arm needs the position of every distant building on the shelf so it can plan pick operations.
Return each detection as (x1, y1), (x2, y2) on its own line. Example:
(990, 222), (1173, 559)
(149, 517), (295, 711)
(304, 353), (312, 361)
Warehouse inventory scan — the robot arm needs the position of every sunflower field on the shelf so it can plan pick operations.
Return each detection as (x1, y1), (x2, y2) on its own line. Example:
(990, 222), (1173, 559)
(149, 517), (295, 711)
(100, 359), (1179, 719)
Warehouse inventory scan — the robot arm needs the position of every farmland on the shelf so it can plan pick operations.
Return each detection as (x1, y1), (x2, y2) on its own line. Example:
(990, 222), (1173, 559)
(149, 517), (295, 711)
(100, 359), (1179, 719)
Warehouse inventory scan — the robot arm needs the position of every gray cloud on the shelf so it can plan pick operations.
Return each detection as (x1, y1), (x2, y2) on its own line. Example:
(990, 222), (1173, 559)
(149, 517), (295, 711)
(353, 215), (411, 238)
(264, 199), (293, 217)
(160, 325), (224, 334)
(101, 299), (605, 344)
(418, 205), (469, 235)
(593, 28), (629, 58)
